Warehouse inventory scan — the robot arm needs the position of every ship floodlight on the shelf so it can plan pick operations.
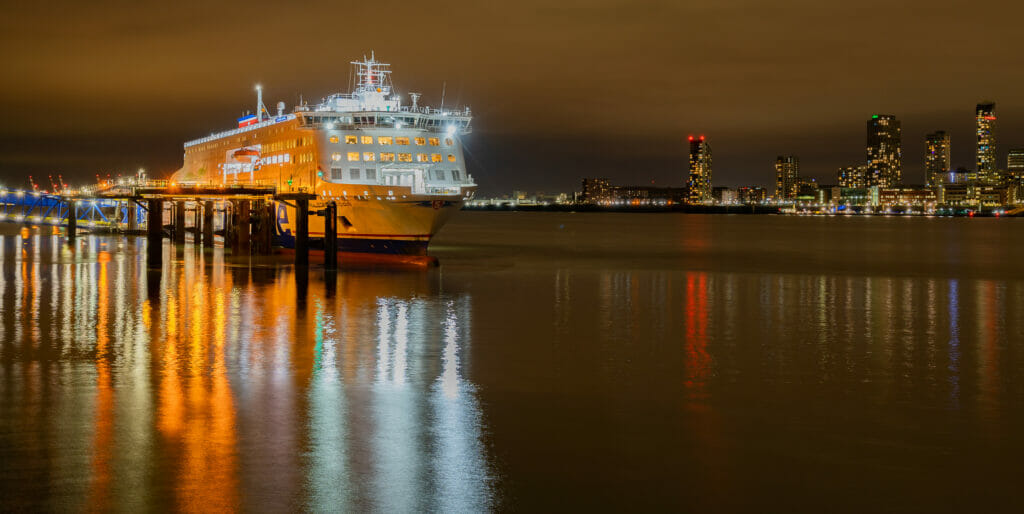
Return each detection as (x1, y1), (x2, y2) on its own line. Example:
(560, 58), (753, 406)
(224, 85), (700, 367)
(445, 125), (456, 136)
(326, 122), (335, 130)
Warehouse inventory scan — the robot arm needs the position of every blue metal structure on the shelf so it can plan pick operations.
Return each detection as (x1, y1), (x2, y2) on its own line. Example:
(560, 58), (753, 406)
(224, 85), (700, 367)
(0, 189), (144, 229)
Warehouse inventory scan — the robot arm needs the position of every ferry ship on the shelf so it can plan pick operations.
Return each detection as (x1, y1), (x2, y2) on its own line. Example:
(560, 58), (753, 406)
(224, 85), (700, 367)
(170, 53), (475, 258)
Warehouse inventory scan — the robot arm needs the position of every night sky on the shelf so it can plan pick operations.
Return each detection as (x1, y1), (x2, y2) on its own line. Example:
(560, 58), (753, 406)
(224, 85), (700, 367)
(3, 0), (1023, 195)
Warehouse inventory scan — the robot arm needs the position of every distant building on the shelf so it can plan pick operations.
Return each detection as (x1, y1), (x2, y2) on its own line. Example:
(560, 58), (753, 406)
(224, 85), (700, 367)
(924, 131), (950, 186)
(1008, 148), (1024, 180)
(797, 178), (819, 201)
(580, 178), (684, 205)
(687, 135), (713, 204)
(712, 187), (738, 204)
(737, 186), (767, 204)
(838, 165), (868, 188)
(867, 114), (902, 187)
(879, 187), (937, 207)
(976, 102), (997, 184)
(774, 155), (800, 200)
(581, 178), (613, 203)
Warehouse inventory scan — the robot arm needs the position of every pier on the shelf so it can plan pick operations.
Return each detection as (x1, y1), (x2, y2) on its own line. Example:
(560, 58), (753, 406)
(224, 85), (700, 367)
(0, 181), (323, 268)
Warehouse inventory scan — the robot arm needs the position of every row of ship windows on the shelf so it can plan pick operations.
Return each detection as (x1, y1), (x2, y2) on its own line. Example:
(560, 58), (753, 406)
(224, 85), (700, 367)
(332, 152), (456, 163)
(328, 135), (454, 146)
(188, 136), (312, 155)
(329, 168), (463, 181)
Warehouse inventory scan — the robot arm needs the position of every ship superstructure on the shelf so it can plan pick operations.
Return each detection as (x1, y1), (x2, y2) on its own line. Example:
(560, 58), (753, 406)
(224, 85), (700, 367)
(172, 53), (475, 256)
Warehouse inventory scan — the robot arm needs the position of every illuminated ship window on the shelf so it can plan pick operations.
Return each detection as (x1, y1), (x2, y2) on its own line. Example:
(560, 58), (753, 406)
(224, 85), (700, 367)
(347, 152), (360, 162)
(451, 170), (461, 180)
(378, 136), (393, 145)
(431, 154), (442, 162)
(416, 153), (429, 162)
(414, 137), (426, 146)
(365, 168), (376, 180)
(363, 152), (376, 161)
(329, 136), (339, 144)
(380, 152), (395, 162)
(361, 136), (373, 145)
(398, 153), (413, 162)
(350, 169), (361, 180)
(445, 138), (453, 146)
(429, 137), (440, 146)
(331, 167), (343, 180)
(284, 153), (290, 163)
(447, 154), (456, 162)
(396, 137), (410, 145)
(331, 153), (341, 161)
(345, 135), (357, 144)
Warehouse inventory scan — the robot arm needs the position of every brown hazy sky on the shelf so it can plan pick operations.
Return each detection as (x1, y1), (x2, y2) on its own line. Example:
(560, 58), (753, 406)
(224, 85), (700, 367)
(2, 0), (1023, 194)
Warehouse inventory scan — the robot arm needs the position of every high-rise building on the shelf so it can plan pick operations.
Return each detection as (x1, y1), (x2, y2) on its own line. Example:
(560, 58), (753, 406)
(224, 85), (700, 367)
(1008, 149), (1024, 180)
(838, 165), (868, 188)
(687, 135), (712, 204)
(774, 155), (800, 200)
(924, 131), (950, 186)
(976, 102), (997, 184)
(581, 178), (612, 204)
(866, 114), (902, 187)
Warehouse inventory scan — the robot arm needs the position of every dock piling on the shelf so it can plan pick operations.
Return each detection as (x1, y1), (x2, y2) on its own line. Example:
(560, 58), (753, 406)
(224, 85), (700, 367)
(324, 201), (337, 270)
(67, 201), (77, 240)
(173, 201), (186, 244)
(202, 201), (214, 247)
(295, 198), (309, 267)
(147, 199), (163, 266)
(237, 200), (251, 254)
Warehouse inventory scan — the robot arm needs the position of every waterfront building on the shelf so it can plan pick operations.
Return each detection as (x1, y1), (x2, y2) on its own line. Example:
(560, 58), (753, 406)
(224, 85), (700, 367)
(976, 102), (997, 184)
(1008, 148), (1024, 180)
(879, 187), (937, 208)
(866, 114), (902, 187)
(737, 186), (767, 204)
(774, 155), (800, 200)
(687, 135), (713, 204)
(924, 131), (950, 186)
(581, 178), (613, 204)
(838, 165), (869, 188)
(797, 178), (819, 202)
(713, 187), (738, 204)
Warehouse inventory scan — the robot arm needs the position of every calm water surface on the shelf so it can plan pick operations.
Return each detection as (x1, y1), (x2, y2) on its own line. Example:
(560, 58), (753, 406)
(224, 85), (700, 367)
(1, 213), (1023, 512)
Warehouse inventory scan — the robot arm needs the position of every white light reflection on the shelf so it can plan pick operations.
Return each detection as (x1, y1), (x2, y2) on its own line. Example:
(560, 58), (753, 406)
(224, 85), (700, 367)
(307, 298), (353, 509)
(429, 299), (492, 512)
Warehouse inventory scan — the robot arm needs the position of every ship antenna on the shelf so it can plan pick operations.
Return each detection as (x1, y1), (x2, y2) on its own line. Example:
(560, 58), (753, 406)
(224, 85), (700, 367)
(440, 81), (447, 111)
(255, 84), (267, 122)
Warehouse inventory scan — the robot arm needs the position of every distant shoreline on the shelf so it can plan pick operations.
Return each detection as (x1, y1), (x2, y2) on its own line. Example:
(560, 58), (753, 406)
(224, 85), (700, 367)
(462, 204), (1018, 217)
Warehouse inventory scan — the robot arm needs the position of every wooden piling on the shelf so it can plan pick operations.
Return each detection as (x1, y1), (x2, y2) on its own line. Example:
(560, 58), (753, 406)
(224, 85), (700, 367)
(67, 201), (77, 240)
(202, 201), (214, 247)
(324, 201), (337, 270)
(295, 198), (309, 267)
(147, 199), (163, 266)
(127, 201), (138, 232)
(173, 201), (186, 244)
(193, 202), (201, 241)
(237, 200), (251, 254)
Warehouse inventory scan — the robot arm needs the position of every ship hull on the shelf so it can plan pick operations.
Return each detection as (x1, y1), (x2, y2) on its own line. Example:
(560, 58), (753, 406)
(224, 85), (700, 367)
(273, 187), (468, 256)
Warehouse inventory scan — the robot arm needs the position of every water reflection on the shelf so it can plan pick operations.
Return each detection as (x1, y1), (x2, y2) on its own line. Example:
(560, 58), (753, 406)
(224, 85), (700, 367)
(0, 233), (492, 511)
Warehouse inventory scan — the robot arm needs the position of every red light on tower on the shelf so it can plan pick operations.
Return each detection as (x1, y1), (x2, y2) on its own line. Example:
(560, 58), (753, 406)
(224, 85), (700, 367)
(699, 135), (705, 141)
(688, 136), (694, 141)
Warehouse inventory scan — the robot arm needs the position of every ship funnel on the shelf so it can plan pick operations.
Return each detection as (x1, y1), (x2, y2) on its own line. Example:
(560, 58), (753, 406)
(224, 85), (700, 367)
(410, 92), (420, 110)
(277, 101), (285, 116)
